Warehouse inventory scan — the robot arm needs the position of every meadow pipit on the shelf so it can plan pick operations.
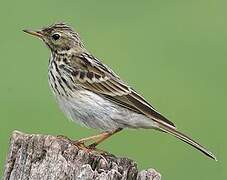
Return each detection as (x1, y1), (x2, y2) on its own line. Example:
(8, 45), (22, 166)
(23, 23), (216, 160)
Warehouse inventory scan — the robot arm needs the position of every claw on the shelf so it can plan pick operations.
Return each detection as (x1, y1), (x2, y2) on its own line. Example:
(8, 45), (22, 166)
(88, 142), (98, 149)
(57, 135), (72, 141)
(73, 141), (86, 148)
(74, 141), (107, 155)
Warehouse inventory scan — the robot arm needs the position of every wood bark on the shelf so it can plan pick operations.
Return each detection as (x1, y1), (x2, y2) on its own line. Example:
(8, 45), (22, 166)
(3, 131), (161, 180)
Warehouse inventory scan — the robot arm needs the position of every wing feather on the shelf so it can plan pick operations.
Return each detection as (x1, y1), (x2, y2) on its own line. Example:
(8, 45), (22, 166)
(62, 53), (176, 128)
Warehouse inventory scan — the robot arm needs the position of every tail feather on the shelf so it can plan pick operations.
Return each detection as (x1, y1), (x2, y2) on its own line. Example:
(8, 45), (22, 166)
(158, 124), (217, 161)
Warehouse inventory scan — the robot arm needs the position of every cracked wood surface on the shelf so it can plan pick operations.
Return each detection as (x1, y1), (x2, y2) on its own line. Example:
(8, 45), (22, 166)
(3, 131), (161, 180)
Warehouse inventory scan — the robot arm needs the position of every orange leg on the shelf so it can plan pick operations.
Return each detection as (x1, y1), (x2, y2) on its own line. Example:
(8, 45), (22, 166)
(74, 132), (110, 144)
(88, 128), (123, 149)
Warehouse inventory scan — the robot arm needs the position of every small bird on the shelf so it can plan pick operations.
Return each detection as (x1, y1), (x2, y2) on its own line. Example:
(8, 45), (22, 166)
(23, 23), (216, 160)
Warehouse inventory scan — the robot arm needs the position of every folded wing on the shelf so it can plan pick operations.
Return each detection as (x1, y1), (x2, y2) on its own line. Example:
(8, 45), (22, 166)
(62, 53), (176, 129)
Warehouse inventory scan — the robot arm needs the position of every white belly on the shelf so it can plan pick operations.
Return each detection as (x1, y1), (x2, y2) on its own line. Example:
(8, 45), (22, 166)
(55, 89), (158, 131)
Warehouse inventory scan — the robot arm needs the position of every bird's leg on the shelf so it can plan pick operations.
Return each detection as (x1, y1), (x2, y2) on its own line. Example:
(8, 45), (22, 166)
(57, 133), (105, 149)
(71, 128), (122, 152)
(74, 133), (109, 145)
(88, 128), (123, 149)
(71, 132), (110, 152)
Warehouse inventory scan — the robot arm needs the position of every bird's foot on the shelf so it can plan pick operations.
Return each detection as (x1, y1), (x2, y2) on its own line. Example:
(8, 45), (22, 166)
(57, 134), (73, 142)
(73, 141), (89, 151)
(57, 135), (90, 151)
(87, 143), (108, 155)
(73, 141), (107, 155)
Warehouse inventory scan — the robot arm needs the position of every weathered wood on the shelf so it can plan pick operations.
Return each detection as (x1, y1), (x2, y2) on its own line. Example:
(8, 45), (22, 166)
(3, 131), (161, 180)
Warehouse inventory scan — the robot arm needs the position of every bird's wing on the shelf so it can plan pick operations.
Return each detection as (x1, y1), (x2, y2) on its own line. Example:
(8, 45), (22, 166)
(64, 53), (176, 128)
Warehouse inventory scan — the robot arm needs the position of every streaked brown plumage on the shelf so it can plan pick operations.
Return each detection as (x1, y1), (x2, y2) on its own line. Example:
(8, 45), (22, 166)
(23, 23), (217, 160)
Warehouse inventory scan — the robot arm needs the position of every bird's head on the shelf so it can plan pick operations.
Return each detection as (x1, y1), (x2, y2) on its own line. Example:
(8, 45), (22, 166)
(23, 23), (84, 53)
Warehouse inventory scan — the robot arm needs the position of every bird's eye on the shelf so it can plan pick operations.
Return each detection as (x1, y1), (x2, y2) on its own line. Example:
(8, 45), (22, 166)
(52, 33), (61, 41)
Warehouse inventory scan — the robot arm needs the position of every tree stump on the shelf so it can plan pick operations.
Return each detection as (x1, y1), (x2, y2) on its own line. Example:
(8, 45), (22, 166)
(3, 131), (161, 180)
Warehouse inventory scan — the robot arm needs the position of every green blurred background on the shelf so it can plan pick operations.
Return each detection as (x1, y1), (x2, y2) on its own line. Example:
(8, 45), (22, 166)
(0, 0), (226, 179)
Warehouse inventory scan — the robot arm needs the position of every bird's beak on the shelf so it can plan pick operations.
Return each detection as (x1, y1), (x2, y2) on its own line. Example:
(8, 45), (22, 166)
(23, 29), (43, 38)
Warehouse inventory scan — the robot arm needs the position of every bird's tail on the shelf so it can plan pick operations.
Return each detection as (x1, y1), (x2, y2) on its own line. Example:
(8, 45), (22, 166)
(157, 123), (217, 161)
